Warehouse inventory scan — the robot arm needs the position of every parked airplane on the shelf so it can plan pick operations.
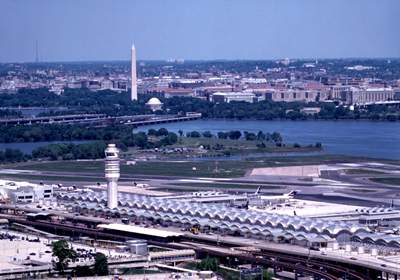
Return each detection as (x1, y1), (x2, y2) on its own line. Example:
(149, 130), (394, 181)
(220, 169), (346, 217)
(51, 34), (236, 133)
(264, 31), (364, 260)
(57, 184), (75, 191)
(375, 226), (399, 234)
(390, 199), (395, 210)
(75, 187), (94, 193)
(64, 185), (94, 193)
(260, 190), (298, 201)
(248, 186), (261, 198)
(134, 182), (150, 188)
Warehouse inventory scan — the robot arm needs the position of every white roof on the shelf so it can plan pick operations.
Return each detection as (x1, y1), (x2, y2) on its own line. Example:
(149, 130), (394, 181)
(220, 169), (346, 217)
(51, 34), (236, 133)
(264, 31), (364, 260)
(147, 98), (162, 105)
(97, 223), (183, 238)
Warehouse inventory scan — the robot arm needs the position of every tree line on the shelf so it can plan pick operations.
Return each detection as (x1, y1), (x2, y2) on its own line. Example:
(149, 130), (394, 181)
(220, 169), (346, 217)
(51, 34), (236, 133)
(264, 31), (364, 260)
(1, 88), (400, 121)
(0, 126), (178, 163)
(178, 129), (283, 142)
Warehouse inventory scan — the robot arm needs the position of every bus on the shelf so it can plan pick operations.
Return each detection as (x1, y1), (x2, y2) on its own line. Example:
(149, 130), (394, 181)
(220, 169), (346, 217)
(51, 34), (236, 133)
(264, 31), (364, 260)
(190, 228), (199, 234)
(121, 218), (129, 225)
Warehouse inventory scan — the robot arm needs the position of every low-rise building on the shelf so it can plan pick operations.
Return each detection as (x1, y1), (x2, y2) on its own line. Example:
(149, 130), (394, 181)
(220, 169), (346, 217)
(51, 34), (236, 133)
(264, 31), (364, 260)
(0, 180), (53, 204)
(212, 92), (256, 103)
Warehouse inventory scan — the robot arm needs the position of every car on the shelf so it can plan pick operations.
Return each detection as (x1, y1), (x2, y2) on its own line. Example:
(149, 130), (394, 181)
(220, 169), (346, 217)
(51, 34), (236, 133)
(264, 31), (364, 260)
(29, 253), (36, 256)
(321, 251), (327, 255)
(36, 205), (42, 208)
(381, 264), (387, 267)
(100, 215), (106, 218)
(75, 213), (79, 216)
(25, 206), (30, 208)
(62, 211), (67, 214)
(310, 247), (320, 251)
(350, 257), (357, 260)
(254, 241), (259, 244)
(45, 250), (51, 254)
(206, 232), (214, 235)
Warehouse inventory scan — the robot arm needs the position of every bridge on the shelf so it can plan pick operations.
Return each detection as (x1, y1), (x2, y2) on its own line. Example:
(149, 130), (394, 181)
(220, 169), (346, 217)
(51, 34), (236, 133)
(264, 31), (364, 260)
(0, 114), (106, 125)
(0, 113), (202, 127)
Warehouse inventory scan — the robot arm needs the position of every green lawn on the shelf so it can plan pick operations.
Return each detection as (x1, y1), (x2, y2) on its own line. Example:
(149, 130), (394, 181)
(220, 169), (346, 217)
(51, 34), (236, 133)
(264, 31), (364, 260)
(0, 173), (137, 183)
(165, 183), (283, 190)
(7, 154), (400, 179)
(345, 169), (386, 175)
(351, 189), (376, 193)
(120, 136), (324, 159)
(369, 178), (400, 185)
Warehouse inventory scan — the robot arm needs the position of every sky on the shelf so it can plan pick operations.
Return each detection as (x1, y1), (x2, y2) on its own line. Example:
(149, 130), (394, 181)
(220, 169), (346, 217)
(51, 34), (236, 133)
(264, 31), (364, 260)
(0, 0), (399, 63)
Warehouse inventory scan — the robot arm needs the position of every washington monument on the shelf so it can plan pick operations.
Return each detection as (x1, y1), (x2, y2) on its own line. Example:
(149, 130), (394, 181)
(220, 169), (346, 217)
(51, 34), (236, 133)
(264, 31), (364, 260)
(131, 44), (137, 100)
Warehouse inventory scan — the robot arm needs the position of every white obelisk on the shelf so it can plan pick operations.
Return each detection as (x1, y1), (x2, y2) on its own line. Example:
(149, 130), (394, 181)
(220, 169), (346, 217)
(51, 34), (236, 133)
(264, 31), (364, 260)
(131, 44), (137, 100)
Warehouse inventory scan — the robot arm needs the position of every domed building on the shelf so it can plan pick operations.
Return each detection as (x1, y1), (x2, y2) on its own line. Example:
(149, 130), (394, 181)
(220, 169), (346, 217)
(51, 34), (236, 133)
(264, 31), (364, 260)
(145, 98), (163, 112)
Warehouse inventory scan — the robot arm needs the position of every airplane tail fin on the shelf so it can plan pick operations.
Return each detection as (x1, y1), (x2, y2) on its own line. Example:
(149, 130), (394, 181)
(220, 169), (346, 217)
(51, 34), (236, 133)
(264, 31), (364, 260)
(73, 185), (76, 190)
(288, 190), (298, 197)
(391, 199), (395, 210)
(256, 186), (261, 194)
(134, 181), (137, 186)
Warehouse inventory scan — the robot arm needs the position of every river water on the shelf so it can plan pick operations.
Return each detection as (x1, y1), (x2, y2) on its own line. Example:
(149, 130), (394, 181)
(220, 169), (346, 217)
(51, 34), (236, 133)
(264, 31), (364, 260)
(135, 119), (400, 161)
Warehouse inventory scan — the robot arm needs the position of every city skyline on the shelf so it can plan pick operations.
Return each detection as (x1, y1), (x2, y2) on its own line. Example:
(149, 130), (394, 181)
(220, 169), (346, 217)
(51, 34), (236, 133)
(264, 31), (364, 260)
(0, 0), (399, 63)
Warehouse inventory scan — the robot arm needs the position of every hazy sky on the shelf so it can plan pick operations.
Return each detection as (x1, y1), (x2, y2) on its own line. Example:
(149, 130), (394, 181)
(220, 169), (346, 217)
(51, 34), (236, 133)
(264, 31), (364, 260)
(1, 0), (399, 63)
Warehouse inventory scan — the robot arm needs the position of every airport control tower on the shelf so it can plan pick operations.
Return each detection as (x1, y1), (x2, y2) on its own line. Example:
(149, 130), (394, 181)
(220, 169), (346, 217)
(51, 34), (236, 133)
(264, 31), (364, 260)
(105, 144), (120, 208)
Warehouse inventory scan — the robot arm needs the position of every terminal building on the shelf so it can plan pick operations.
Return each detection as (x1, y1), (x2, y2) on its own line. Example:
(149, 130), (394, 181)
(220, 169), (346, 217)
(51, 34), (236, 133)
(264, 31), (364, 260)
(58, 191), (371, 246)
(0, 180), (53, 204)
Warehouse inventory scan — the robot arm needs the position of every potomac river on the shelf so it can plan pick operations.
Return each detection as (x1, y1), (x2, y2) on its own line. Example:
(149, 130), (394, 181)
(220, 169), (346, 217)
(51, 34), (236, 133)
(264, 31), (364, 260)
(135, 119), (400, 161)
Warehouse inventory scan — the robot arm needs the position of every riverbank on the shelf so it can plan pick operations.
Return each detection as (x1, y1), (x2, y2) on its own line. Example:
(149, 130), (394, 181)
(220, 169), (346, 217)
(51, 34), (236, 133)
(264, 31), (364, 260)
(120, 136), (325, 161)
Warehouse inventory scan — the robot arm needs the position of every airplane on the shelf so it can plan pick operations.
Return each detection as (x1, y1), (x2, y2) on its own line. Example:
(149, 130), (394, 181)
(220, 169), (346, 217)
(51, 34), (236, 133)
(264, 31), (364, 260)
(260, 190), (298, 201)
(389, 199), (395, 210)
(248, 186), (261, 198)
(57, 184), (76, 191)
(375, 226), (399, 234)
(96, 182), (107, 188)
(74, 187), (94, 193)
(134, 181), (150, 188)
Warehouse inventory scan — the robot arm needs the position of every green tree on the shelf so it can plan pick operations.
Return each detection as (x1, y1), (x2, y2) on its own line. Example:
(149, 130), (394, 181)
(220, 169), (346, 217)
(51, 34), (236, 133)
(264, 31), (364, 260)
(156, 128), (169, 136)
(148, 129), (157, 136)
(51, 240), (77, 273)
(190, 131), (200, 138)
(217, 132), (227, 139)
(75, 265), (94, 277)
(178, 130), (183, 137)
(93, 254), (109, 276)
(203, 131), (213, 138)
(196, 257), (220, 271)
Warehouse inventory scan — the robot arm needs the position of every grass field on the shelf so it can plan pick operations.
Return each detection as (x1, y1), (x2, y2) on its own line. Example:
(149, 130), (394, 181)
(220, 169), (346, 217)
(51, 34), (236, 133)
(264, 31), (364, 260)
(369, 178), (400, 185)
(120, 136), (324, 159)
(351, 189), (376, 193)
(6, 154), (400, 179)
(0, 173), (139, 183)
(345, 169), (387, 175)
(165, 183), (283, 190)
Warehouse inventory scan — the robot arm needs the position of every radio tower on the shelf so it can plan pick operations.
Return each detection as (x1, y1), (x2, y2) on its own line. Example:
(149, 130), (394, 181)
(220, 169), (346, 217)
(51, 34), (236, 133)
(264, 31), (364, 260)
(35, 40), (39, 63)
